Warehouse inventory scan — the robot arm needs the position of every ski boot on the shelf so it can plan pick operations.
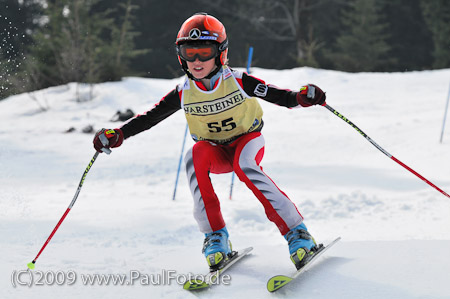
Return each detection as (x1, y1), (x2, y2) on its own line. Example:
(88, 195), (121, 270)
(284, 222), (318, 270)
(202, 227), (232, 271)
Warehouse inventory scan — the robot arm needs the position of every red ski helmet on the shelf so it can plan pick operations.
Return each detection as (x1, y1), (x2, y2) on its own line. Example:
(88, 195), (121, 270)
(175, 13), (228, 79)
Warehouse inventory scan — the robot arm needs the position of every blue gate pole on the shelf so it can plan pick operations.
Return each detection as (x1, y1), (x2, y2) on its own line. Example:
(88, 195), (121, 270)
(440, 81), (450, 143)
(246, 46), (254, 72)
(229, 46), (254, 200)
(173, 123), (189, 200)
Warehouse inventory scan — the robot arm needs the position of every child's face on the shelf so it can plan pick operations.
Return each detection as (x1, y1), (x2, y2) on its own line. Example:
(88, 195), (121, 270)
(186, 58), (217, 80)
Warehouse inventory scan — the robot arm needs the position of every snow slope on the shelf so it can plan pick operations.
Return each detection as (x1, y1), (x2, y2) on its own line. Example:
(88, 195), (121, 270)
(1, 67), (450, 299)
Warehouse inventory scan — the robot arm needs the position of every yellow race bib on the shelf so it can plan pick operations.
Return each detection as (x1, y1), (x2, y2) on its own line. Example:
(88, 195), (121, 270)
(181, 66), (263, 144)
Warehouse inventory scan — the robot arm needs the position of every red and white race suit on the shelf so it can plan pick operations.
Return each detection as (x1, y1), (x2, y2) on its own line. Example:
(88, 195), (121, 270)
(120, 66), (305, 235)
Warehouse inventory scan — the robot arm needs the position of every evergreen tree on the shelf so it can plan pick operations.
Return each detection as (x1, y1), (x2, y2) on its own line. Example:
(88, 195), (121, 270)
(310, 0), (346, 70)
(0, 0), (42, 59)
(383, 0), (433, 71)
(28, 0), (116, 86)
(421, 0), (450, 68)
(17, 0), (144, 95)
(329, 0), (393, 72)
(129, 0), (206, 78)
(91, 0), (148, 81)
(3, 0), (449, 98)
(0, 0), (43, 99)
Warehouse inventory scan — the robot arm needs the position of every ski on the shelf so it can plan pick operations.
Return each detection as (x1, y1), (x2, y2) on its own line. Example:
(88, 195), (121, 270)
(267, 237), (341, 292)
(183, 247), (253, 290)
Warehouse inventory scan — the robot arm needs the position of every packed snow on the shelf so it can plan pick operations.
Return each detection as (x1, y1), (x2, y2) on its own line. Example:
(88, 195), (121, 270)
(1, 67), (450, 299)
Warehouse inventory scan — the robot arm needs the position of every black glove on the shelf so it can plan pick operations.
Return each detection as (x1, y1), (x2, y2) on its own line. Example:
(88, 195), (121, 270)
(93, 128), (123, 154)
(296, 84), (326, 107)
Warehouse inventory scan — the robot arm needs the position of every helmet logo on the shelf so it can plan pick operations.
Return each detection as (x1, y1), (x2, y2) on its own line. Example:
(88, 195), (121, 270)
(188, 28), (201, 40)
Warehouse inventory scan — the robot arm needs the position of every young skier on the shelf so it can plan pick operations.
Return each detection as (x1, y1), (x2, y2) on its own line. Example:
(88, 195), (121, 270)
(93, 13), (326, 271)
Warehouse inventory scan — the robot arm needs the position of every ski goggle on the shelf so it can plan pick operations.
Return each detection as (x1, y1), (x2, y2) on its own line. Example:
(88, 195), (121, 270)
(178, 44), (218, 62)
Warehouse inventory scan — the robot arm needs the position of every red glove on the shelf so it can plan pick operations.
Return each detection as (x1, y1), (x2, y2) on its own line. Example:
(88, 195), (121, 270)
(93, 128), (124, 153)
(297, 84), (326, 107)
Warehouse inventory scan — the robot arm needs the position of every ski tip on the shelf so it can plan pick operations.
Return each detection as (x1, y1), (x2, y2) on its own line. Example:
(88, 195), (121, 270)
(183, 279), (210, 291)
(267, 275), (293, 292)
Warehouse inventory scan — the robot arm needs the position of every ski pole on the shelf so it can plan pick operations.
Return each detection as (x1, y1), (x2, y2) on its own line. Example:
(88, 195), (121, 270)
(229, 172), (236, 200)
(27, 151), (100, 270)
(229, 46), (254, 200)
(173, 123), (189, 200)
(324, 103), (450, 198)
(439, 81), (450, 143)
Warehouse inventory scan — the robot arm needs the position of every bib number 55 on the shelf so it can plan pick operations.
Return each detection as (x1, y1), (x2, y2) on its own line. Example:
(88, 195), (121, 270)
(207, 117), (237, 133)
